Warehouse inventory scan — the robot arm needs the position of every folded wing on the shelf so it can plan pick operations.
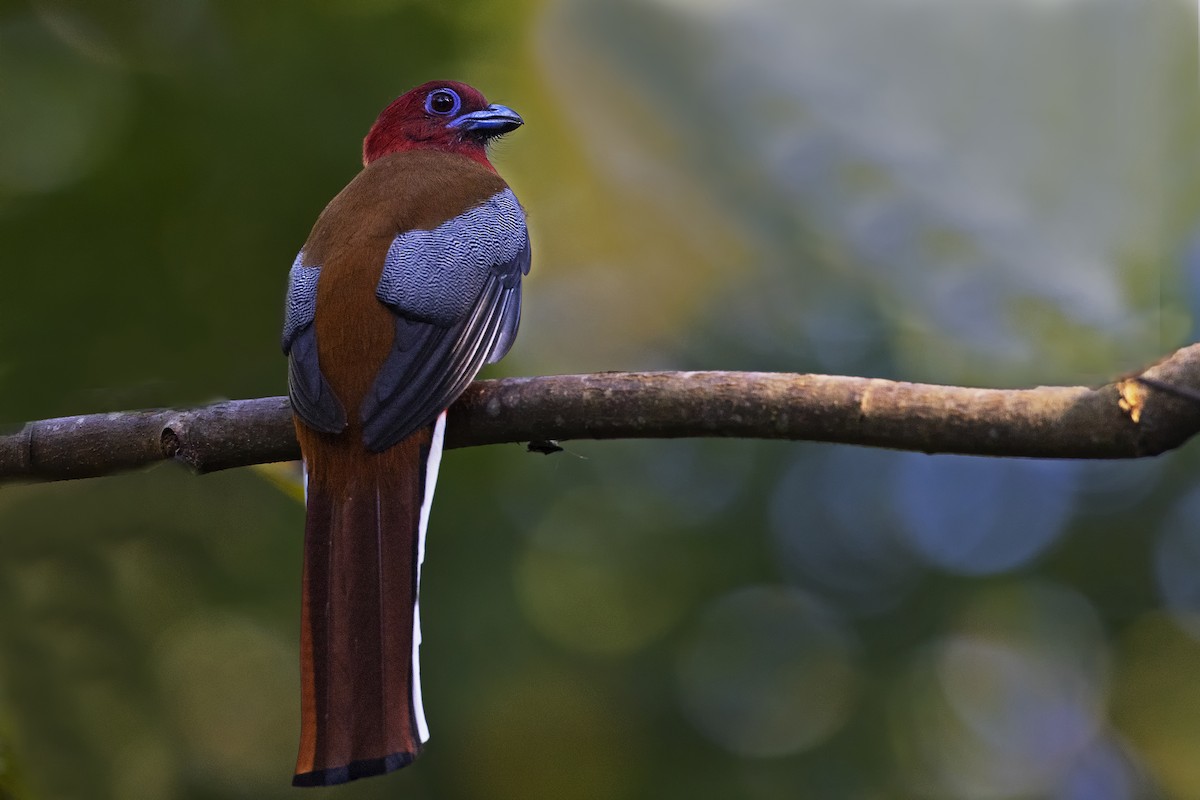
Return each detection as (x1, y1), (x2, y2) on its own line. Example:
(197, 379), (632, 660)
(283, 254), (347, 434)
(361, 188), (530, 452)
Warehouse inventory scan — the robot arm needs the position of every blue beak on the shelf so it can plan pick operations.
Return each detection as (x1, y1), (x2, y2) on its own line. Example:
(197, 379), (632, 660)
(449, 104), (523, 135)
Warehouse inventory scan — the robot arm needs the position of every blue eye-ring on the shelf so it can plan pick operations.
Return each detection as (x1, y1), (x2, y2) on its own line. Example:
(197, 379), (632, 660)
(425, 89), (461, 116)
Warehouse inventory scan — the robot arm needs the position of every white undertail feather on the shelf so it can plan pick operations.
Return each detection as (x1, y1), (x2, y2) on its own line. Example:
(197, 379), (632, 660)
(411, 411), (446, 744)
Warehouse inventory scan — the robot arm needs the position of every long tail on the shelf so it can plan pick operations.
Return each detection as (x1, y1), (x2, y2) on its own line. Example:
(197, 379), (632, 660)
(293, 413), (446, 787)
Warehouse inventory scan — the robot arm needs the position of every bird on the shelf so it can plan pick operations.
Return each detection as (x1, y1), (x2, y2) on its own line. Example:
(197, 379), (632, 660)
(281, 80), (529, 787)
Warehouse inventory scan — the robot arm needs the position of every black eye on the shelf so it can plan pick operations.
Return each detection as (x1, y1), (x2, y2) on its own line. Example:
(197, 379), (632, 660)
(425, 89), (460, 116)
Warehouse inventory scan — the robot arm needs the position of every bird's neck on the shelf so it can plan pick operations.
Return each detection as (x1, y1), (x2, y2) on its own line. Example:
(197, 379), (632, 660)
(363, 139), (496, 173)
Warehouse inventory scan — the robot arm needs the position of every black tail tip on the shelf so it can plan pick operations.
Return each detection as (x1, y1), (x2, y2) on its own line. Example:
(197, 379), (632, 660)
(292, 751), (417, 787)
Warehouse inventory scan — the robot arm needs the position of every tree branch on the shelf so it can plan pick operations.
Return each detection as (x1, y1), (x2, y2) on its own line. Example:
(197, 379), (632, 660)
(3, 344), (1200, 485)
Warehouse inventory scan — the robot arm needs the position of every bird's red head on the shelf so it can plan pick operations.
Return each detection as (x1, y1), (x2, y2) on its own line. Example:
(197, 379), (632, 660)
(362, 80), (523, 171)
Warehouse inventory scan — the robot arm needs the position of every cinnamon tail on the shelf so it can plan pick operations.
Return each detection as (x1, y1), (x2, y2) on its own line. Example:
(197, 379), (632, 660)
(293, 414), (445, 786)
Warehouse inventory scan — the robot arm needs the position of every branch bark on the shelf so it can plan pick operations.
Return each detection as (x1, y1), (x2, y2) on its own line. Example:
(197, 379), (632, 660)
(3, 344), (1200, 485)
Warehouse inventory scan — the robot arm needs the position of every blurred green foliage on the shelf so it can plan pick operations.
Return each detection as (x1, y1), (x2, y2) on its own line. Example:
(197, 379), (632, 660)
(3, 1), (1200, 798)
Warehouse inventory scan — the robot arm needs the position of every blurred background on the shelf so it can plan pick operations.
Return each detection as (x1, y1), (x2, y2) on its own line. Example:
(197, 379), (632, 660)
(0, 0), (1198, 797)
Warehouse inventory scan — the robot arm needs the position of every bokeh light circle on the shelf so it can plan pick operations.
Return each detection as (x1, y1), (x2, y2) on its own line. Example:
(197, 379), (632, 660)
(890, 581), (1110, 799)
(770, 448), (921, 615)
(892, 454), (1078, 575)
(676, 585), (858, 757)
